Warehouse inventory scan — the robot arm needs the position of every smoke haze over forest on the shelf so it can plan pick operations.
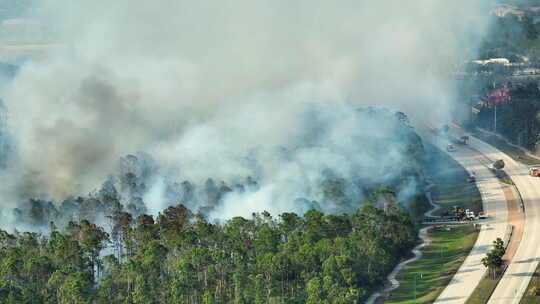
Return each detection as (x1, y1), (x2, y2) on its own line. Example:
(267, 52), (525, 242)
(0, 0), (495, 227)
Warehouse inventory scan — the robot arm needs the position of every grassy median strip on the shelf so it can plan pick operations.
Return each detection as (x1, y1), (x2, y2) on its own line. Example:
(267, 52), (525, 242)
(466, 275), (502, 304)
(425, 145), (483, 216)
(383, 225), (479, 304)
(520, 262), (540, 303)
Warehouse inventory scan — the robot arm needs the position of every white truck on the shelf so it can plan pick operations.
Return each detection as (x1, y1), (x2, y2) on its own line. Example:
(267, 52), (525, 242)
(465, 209), (475, 220)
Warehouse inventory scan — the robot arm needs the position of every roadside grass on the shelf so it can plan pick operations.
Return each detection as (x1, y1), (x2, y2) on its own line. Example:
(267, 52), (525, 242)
(425, 145), (483, 216)
(383, 225), (479, 304)
(471, 131), (540, 166)
(520, 262), (540, 303)
(466, 275), (501, 304)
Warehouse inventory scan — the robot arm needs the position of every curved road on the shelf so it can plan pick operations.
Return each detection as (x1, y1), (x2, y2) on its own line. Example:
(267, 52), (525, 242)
(467, 137), (540, 303)
(420, 130), (509, 304)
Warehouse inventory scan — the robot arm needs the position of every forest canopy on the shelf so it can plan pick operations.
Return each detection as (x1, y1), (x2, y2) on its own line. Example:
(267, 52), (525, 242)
(0, 107), (428, 303)
(0, 204), (417, 303)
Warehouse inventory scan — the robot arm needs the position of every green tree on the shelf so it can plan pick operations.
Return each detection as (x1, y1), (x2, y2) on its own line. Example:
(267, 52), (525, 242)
(306, 277), (326, 304)
(481, 238), (506, 279)
(493, 159), (505, 170)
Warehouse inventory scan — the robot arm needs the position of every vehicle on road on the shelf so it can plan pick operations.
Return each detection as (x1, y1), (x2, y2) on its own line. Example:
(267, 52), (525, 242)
(465, 209), (475, 220)
(447, 144), (457, 152)
(467, 172), (476, 183)
(449, 135), (469, 145)
(449, 206), (475, 220)
(478, 211), (487, 219)
(529, 167), (540, 177)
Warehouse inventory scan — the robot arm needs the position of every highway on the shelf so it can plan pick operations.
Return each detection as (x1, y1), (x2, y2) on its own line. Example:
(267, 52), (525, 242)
(421, 131), (509, 304)
(467, 136), (540, 303)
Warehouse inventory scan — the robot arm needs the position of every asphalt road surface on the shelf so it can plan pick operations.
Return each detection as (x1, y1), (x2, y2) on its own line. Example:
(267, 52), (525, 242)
(466, 137), (540, 304)
(421, 131), (508, 304)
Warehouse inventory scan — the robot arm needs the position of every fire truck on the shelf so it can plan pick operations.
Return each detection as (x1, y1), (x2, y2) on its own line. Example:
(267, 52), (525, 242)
(530, 167), (540, 177)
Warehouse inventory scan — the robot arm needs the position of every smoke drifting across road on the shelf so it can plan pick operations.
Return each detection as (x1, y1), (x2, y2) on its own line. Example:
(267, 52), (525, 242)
(0, 0), (493, 222)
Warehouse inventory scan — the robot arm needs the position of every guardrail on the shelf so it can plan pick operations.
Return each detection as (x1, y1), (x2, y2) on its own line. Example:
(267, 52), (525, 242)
(422, 216), (478, 225)
(502, 224), (514, 250)
(511, 185), (525, 212)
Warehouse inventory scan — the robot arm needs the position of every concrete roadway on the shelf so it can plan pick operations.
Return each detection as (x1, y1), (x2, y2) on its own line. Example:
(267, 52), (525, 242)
(466, 137), (540, 304)
(421, 132), (508, 304)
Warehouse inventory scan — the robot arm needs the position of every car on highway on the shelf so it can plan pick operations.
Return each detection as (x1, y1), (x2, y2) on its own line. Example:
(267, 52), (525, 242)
(467, 171), (476, 183)
(529, 166), (540, 177)
(446, 144), (457, 152)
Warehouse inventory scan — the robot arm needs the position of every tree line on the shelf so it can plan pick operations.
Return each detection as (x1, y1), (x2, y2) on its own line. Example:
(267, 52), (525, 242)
(0, 107), (428, 303)
(0, 203), (418, 303)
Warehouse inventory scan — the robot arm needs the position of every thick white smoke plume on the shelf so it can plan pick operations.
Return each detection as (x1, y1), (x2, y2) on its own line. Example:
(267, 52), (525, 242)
(0, 0), (493, 220)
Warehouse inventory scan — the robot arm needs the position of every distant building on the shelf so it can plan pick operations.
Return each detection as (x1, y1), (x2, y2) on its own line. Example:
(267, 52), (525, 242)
(492, 5), (525, 19)
(472, 58), (511, 66)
